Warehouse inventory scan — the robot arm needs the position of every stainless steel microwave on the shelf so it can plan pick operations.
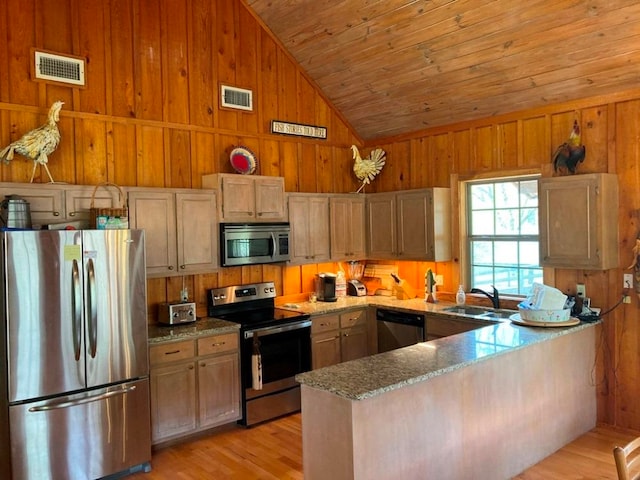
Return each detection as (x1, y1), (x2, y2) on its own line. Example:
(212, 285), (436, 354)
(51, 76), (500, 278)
(220, 223), (290, 267)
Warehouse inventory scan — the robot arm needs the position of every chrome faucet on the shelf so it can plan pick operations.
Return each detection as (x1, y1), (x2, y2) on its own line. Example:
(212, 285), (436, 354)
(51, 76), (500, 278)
(470, 286), (500, 309)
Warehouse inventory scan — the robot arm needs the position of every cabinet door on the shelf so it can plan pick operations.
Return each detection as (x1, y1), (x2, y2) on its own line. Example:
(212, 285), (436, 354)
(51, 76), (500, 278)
(426, 315), (484, 340)
(396, 190), (430, 259)
(341, 326), (368, 362)
(255, 176), (286, 220)
(308, 196), (330, 261)
(128, 190), (177, 276)
(288, 195), (313, 263)
(539, 174), (618, 269)
(65, 184), (124, 224)
(198, 352), (241, 428)
(349, 197), (366, 258)
(0, 184), (65, 225)
(330, 196), (366, 259)
(330, 197), (350, 258)
(150, 362), (197, 443)
(220, 176), (256, 221)
(289, 195), (330, 264)
(311, 330), (341, 369)
(366, 193), (396, 258)
(176, 192), (218, 274)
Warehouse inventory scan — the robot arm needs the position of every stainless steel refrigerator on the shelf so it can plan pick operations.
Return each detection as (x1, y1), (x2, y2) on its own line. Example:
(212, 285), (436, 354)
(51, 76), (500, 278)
(0, 229), (151, 480)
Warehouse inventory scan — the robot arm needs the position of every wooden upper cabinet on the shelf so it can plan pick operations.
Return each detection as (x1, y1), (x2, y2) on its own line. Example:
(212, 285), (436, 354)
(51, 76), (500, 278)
(330, 195), (366, 260)
(175, 192), (219, 274)
(367, 188), (451, 261)
(288, 193), (330, 265)
(202, 173), (286, 222)
(0, 182), (122, 228)
(128, 188), (218, 277)
(539, 173), (618, 270)
(366, 193), (396, 258)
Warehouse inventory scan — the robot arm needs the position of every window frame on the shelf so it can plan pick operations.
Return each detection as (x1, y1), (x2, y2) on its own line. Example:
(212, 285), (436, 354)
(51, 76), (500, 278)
(461, 174), (542, 297)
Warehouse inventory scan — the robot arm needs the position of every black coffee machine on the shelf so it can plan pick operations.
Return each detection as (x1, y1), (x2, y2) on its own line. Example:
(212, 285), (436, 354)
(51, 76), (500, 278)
(315, 273), (337, 302)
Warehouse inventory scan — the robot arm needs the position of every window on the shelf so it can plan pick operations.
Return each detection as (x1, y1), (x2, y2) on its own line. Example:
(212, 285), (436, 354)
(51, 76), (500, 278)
(466, 177), (542, 295)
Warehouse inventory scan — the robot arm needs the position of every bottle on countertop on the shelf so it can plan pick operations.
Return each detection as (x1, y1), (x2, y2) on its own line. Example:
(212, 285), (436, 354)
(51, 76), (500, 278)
(336, 268), (347, 298)
(456, 285), (466, 305)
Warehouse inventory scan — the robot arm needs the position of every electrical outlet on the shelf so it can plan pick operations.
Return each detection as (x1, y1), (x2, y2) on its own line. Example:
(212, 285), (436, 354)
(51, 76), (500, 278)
(624, 295), (632, 304)
(435, 275), (444, 286)
(576, 283), (586, 298)
(624, 273), (634, 289)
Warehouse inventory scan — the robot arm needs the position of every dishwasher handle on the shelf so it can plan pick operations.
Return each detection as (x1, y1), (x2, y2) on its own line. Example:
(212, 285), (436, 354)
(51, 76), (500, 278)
(376, 309), (425, 327)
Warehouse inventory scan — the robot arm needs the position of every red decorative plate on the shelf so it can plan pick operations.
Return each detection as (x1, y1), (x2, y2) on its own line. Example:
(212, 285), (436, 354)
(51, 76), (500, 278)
(229, 146), (257, 174)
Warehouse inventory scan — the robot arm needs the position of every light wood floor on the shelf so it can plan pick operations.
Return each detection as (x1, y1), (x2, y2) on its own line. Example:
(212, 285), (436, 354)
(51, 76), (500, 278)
(129, 414), (637, 479)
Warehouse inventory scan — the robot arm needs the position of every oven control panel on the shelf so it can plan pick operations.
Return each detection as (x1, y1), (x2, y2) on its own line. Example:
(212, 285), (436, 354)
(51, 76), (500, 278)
(208, 281), (277, 308)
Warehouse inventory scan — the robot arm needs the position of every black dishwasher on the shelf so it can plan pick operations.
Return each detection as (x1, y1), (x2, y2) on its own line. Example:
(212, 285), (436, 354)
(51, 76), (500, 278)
(376, 308), (426, 353)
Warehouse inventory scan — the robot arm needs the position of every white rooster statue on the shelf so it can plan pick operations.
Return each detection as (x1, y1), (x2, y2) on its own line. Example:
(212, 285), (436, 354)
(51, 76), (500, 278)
(351, 145), (386, 193)
(0, 101), (63, 183)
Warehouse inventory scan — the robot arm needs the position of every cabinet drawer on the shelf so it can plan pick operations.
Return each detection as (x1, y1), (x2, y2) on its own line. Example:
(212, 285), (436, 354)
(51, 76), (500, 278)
(340, 309), (367, 328)
(150, 340), (196, 366)
(311, 314), (340, 334)
(197, 333), (239, 356)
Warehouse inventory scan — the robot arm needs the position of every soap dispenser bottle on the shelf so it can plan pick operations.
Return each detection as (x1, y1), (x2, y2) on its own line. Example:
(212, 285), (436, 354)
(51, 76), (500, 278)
(456, 285), (466, 305)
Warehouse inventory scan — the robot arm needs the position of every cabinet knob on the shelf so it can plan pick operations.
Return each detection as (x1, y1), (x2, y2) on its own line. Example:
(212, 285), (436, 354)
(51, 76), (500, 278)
(180, 265), (186, 270)
(200, 363), (205, 367)
(53, 211), (60, 216)
(188, 364), (194, 370)
(168, 266), (174, 270)
(69, 212), (76, 217)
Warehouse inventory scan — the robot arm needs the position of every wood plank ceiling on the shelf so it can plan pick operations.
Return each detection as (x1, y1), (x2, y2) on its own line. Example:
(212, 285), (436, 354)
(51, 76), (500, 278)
(245, 0), (640, 141)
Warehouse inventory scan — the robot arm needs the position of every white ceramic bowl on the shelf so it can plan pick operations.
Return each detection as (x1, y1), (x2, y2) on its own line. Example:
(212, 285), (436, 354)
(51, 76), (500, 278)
(518, 307), (571, 323)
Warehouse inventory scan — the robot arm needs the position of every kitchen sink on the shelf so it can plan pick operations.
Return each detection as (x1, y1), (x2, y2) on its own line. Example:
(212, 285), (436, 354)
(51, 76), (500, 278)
(440, 305), (515, 320)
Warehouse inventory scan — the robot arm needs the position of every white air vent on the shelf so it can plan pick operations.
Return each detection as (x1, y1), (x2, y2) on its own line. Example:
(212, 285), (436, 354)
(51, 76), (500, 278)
(221, 85), (253, 111)
(33, 50), (85, 86)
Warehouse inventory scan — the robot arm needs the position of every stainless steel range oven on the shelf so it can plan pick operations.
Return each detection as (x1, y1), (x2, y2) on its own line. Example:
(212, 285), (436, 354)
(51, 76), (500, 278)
(207, 282), (311, 426)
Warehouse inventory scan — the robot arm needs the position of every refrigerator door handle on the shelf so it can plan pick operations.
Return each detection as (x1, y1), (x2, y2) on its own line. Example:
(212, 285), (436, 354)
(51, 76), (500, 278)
(86, 258), (98, 358)
(72, 259), (82, 361)
(27, 385), (137, 412)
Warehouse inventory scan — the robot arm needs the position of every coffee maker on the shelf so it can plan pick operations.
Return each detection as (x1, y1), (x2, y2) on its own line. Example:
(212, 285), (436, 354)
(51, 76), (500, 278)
(315, 273), (337, 302)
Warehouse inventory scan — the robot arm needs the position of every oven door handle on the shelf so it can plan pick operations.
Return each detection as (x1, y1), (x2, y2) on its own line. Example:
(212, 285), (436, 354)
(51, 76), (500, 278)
(244, 319), (312, 339)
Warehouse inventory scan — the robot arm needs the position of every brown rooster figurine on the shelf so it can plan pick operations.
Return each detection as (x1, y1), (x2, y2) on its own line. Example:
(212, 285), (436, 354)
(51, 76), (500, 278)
(552, 120), (585, 175)
(0, 101), (64, 183)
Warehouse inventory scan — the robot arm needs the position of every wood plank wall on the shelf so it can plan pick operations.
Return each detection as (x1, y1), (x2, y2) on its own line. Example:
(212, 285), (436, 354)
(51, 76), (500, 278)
(0, 0), (637, 431)
(0, 0), (360, 320)
(370, 93), (640, 432)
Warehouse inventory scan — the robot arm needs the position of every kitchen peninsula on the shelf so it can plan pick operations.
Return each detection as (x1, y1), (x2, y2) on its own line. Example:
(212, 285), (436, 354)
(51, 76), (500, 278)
(295, 309), (597, 480)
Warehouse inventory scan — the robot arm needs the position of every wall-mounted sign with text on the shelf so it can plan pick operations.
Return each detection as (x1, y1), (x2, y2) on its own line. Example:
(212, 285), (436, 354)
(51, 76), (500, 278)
(271, 120), (327, 140)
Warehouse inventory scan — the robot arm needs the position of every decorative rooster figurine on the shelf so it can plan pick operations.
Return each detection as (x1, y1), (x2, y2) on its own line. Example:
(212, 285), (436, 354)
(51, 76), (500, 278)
(0, 101), (64, 183)
(552, 120), (585, 175)
(351, 145), (386, 193)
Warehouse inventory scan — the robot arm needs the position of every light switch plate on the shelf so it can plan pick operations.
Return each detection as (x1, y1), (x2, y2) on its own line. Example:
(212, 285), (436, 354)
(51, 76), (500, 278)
(624, 273), (634, 289)
(576, 283), (586, 298)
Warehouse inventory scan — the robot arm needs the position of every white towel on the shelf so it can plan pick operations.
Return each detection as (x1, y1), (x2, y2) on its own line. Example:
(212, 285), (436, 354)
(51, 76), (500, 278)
(252, 352), (262, 390)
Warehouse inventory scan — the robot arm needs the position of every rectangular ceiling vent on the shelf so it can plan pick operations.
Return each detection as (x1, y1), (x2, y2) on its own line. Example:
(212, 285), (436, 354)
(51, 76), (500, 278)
(221, 85), (253, 111)
(33, 50), (85, 86)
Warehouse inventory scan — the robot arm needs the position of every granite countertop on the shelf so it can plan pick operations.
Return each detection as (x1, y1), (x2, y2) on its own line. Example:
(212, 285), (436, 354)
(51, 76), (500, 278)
(295, 299), (597, 400)
(279, 295), (504, 322)
(148, 317), (240, 344)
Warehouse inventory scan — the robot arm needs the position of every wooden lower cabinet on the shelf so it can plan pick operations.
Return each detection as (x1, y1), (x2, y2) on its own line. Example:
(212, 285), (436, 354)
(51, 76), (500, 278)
(149, 332), (240, 444)
(311, 308), (371, 369)
(425, 314), (491, 341)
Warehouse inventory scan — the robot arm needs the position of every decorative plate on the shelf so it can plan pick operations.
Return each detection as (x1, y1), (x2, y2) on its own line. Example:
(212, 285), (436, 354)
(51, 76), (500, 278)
(229, 146), (257, 175)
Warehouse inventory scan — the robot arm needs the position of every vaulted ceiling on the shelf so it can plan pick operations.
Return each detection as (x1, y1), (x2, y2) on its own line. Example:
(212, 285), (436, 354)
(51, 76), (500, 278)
(246, 0), (640, 141)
